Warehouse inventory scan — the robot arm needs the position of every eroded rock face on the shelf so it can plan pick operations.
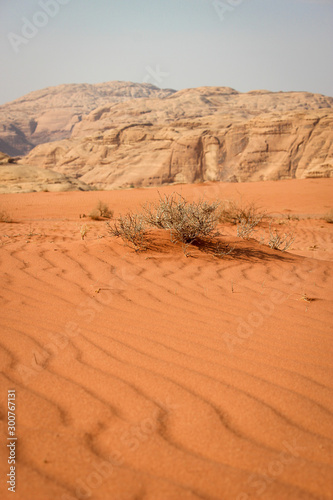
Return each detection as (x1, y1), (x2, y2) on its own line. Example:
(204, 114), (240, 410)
(0, 152), (13, 164)
(0, 152), (91, 193)
(0, 82), (176, 156)
(0, 163), (92, 193)
(21, 86), (333, 188)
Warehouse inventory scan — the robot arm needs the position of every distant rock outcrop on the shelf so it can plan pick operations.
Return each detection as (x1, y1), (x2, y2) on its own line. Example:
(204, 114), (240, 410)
(0, 152), (91, 193)
(0, 81), (176, 156)
(21, 86), (333, 188)
(0, 152), (15, 164)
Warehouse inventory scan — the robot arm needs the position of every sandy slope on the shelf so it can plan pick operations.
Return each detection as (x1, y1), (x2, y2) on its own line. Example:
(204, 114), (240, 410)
(0, 179), (332, 500)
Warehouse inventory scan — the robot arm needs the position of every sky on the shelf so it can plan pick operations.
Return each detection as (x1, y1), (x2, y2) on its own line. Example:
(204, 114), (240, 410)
(0, 0), (332, 105)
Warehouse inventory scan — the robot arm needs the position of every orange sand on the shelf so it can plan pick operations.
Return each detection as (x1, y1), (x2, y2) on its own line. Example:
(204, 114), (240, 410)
(0, 179), (332, 500)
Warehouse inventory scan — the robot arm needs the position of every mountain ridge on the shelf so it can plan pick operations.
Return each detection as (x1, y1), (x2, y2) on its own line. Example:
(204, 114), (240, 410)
(0, 81), (176, 156)
(1, 82), (332, 190)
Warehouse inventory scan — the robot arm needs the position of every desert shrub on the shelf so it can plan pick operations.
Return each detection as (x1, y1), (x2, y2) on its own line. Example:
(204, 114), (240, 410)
(0, 207), (11, 223)
(89, 201), (113, 220)
(142, 193), (220, 244)
(220, 200), (265, 225)
(286, 214), (300, 221)
(323, 209), (333, 223)
(213, 243), (234, 258)
(236, 215), (264, 240)
(264, 223), (295, 252)
(107, 213), (148, 251)
(221, 200), (266, 240)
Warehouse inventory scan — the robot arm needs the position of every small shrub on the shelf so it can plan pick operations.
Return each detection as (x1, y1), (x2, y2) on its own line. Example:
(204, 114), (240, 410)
(213, 243), (234, 258)
(236, 215), (263, 240)
(108, 213), (148, 251)
(220, 200), (265, 225)
(323, 209), (333, 224)
(299, 293), (316, 303)
(27, 225), (37, 238)
(89, 201), (113, 220)
(286, 214), (300, 221)
(143, 193), (220, 244)
(266, 223), (295, 252)
(0, 208), (11, 223)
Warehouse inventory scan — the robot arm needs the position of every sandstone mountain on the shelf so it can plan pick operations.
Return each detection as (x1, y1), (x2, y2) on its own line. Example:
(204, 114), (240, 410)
(0, 152), (91, 193)
(0, 81), (175, 156)
(21, 86), (333, 189)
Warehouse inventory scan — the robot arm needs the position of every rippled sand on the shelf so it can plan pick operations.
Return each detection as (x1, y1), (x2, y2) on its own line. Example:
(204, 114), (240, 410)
(0, 179), (332, 500)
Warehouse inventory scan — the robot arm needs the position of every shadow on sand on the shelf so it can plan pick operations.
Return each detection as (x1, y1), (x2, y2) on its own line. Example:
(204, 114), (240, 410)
(140, 233), (296, 263)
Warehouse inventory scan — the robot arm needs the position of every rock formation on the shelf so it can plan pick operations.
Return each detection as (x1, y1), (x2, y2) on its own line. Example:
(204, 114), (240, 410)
(0, 152), (91, 193)
(19, 86), (333, 188)
(0, 81), (175, 156)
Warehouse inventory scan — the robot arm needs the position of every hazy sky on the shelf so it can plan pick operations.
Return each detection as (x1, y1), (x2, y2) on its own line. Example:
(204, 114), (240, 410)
(0, 0), (332, 104)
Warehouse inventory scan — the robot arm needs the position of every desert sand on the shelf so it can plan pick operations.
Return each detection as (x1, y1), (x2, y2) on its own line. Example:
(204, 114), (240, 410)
(0, 178), (332, 500)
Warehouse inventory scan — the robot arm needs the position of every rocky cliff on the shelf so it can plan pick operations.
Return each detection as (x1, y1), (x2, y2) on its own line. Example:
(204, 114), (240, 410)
(0, 81), (175, 156)
(20, 86), (333, 188)
(0, 152), (91, 193)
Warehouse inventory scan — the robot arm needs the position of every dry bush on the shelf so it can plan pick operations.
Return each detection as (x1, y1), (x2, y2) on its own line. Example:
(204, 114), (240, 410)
(213, 243), (234, 258)
(107, 213), (148, 251)
(220, 200), (266, 225)
(265, 223), (295, 252)
(89, 201), (113, 220)
(0, 207), (11, 223)
(142, 193), (220, 244)
(323, 209), (333, 224)
(286, 214), (300, 221)
(236, 215), (264, 240)
(221, 200), (266, 240)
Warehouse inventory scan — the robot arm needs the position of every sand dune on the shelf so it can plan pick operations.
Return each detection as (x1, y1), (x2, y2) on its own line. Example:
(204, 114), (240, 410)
(0, 179), (332, 500)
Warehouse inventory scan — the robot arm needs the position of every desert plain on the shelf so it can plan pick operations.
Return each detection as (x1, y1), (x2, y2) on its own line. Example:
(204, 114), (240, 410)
(0, 177), (332, 500)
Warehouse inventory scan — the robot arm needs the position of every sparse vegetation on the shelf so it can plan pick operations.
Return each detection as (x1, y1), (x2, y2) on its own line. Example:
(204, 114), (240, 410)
(26, 225), (38, 238)
(79, 224), (89, 240)
(213, 243), (234, 258)
(142, 193), (221, 244)
(323, 209), (333, 224)
(217, 199), (266, 240)
(220, 199), (266, 225)
(107, 213), (149, 251)
(106, 193), (299, 257)
(0, 207), (11, 223)
(236, 215), (263, 240)
(286, 214), (300, 221)
(265, 223), (295, 252)
(89, 201), (113, 220)
(298, 293), (316, 303)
